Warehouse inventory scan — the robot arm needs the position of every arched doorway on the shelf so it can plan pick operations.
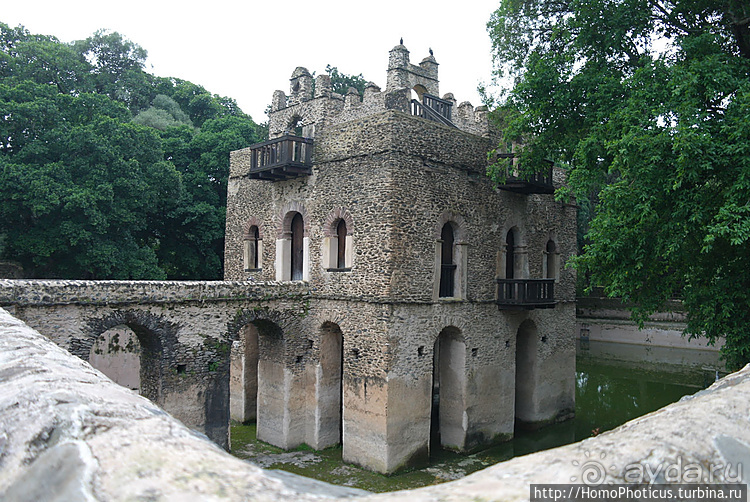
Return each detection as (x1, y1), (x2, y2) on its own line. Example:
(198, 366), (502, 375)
(88, 324), (141, 393)
(431, 326), (466, 454)
(316, 322), (343, 448)
(515, 319), (538, 428)
(230, 323), (259, 423)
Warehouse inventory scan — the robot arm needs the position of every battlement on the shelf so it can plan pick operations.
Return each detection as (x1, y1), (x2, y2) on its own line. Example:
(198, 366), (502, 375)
(267, 42), (494, 140)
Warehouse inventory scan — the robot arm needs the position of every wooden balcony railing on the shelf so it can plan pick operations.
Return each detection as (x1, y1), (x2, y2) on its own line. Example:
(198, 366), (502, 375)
(410, 93), (456, 128)
(496, 278), (556, 309)
(495, 154), (554, 195)
(247, 135), (313, 181)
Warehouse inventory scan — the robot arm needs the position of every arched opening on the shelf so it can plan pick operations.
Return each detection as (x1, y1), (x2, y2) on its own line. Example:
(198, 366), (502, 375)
(439, 223), (456, 297)
(411, 84), (428, 102)
(290, 212), (304, 281)
(88, 324), (141, 393)
(505, 229), (516, 279)
(431, 326), (466, 455)
(515, 319), (538, 429)
(317, 322), (344, 447)
(244, 225), (261, 271)
(253, 319), (287, 446)
(230, 323), (259, 423)
(545, 239), (558, 280)
(288, 115), (303, 137)
(336, 220), (347, 270)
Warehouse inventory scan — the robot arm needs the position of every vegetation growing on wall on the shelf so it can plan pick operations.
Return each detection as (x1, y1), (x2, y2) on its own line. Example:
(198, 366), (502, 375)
(0, 23), (263, 279)
(487, 0), (750, 369)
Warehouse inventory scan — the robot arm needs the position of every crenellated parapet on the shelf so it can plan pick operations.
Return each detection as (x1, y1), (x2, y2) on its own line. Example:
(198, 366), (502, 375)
(266, 43), (495, 140)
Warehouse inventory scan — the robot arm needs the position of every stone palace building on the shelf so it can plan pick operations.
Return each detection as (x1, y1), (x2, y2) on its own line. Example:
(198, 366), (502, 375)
(223, 42), (577, 473)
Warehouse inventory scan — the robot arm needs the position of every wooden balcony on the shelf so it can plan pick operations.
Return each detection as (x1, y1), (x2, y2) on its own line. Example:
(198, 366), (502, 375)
(496, 279), (556, 310)
(495, 154), (554, 195)
(247, 135), (313, 181)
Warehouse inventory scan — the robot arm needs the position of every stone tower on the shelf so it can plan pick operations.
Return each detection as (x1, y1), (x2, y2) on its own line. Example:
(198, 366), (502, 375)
(224, 43), (577, 474)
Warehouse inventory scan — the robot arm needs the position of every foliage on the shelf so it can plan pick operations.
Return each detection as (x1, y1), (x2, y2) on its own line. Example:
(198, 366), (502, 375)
(487, 0), (750, 369)
(325, 64), (368, 96)
(0, 22), (262, 279)
(133, 94), (195, 130)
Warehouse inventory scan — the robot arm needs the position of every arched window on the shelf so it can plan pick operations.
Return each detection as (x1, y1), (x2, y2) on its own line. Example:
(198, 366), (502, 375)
(336, 219), (347, 269)
(439, 223), (456, 298)
(505, 230), (516, 279)
(324, 208), (354, 272)
(434, 213), (467, 300)
(545, 239), (559, 280)
(291, 213), (304, 281)
(244, 225), (261, 271)
(276, 207), (308, 281)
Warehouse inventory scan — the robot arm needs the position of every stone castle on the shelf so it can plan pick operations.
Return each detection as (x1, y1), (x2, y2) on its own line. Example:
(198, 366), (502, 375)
(223, 42), (578, 473)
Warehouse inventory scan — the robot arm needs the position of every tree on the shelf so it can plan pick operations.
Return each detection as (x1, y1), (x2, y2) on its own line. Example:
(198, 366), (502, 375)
(133, 94), (195, 130)
(487, 0), (750, 369)
(0, 23), (263, 280)
(0, 81), (181, 279)
(325, 64), (368, 96)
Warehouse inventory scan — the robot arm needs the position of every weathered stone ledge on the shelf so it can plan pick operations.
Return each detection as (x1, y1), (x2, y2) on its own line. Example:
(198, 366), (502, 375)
(1, 307), (748, 501)
(0, 279), (310, 307)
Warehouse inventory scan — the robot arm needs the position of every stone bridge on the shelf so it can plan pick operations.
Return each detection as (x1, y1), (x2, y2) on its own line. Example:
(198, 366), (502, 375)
(0, 279), (311, 447)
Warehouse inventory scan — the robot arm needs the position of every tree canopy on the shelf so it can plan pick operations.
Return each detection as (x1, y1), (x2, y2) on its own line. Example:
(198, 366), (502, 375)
(487, 0), (750, 369)
(0, 23), (263, 280)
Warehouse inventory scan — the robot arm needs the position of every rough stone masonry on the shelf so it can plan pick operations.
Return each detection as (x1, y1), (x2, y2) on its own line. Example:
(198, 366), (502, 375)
(223, 42), (577, 473)
(1, 308), (748, 501)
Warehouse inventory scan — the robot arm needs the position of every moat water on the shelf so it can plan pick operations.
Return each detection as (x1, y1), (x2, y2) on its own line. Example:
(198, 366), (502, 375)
(229, 340), (725, 493)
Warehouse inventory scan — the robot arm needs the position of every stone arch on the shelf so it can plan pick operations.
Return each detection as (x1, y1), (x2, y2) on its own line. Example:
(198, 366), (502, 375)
(544, 234), (560, 281)
(431, 325), (467, 454)
(314, 321), (344, 448)
(501, 224), (528, 280)
(434, 211), (467, 242)
(323, 207), (354, 270)
(276, 203), (309, 281)
(287, 114), (304, 137)
(243, 216), (264, 272)
(228, 307), (314, 449)
(88, 325), (141, 393)
(243, 216), (265, 240)
(323, 207), (354, 237)
(230, 323), (259, 423)
(411, 84), (428, 102)
(276, 202), (309, 239)
(434, 212), (468, 299)
(81, 310), (180, 403)
(515, 318), (539, 428)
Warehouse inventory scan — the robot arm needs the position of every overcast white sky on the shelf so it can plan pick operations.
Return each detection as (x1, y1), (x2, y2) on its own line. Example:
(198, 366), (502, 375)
(4, 1), (502, 123)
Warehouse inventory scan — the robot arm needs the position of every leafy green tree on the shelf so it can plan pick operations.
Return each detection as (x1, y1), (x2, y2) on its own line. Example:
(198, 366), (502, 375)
(155, 116), (261, 279)
(72, 29), (151, 111)
(487, 0), (750, 369)
(0, 81), (180, 278)
(133, 94), (195, 130)
(0, 23), (263, 280)
(325, 64), (368, 96)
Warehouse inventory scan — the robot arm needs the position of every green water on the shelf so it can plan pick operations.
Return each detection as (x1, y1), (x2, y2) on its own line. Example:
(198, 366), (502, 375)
(230, 340), (724, 492)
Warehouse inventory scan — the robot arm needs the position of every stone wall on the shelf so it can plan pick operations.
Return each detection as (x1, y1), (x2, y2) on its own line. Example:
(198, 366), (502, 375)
(0, 279), (311, 449)
(226, 110), (577, 304)
(576, 295), (722, 351)
(226, 101), (578, 473)
(2, 308), (748, 501)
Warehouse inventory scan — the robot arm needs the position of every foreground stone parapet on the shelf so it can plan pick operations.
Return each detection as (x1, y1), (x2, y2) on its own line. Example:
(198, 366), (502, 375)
(1, 307), (749, 501)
